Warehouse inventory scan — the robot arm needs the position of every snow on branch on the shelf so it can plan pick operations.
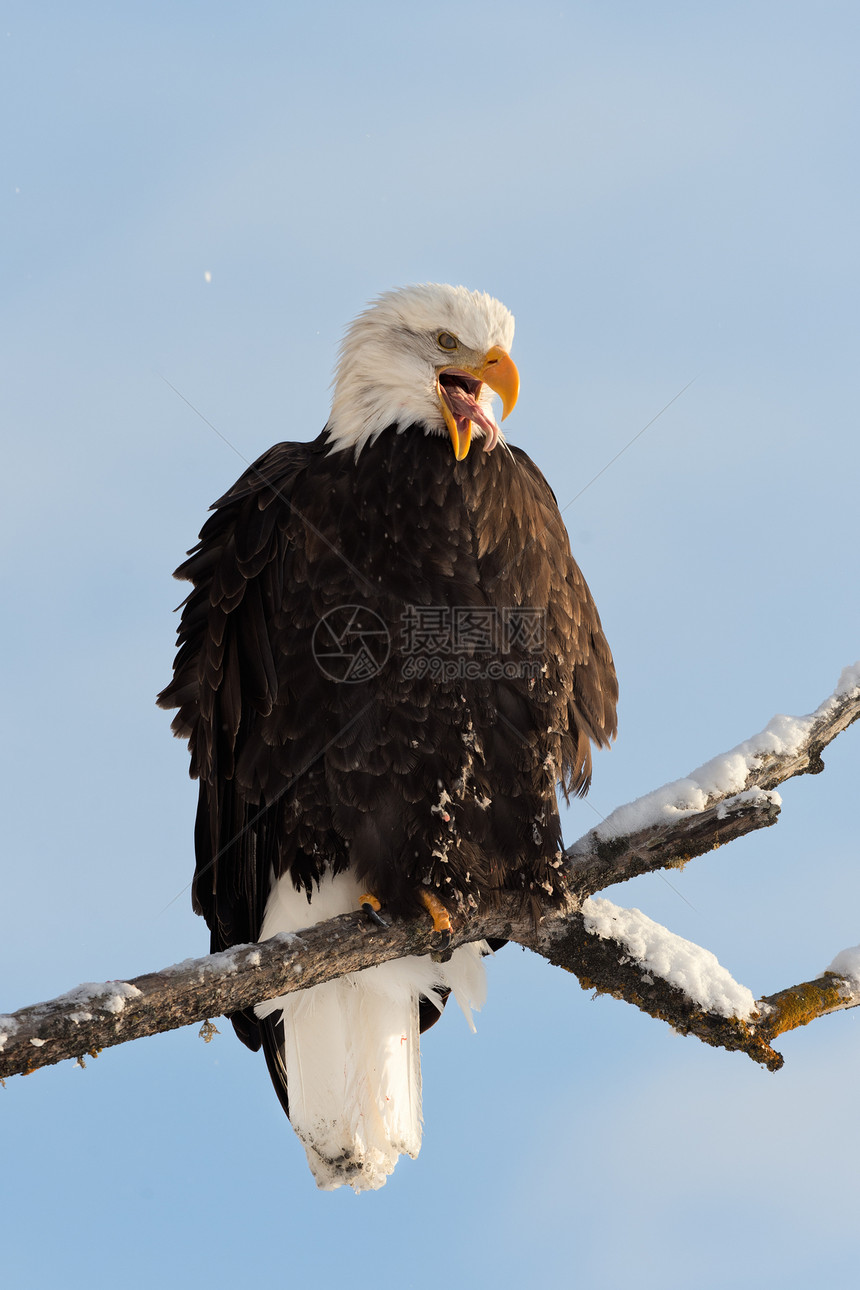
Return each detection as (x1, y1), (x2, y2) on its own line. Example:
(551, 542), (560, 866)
(535, 900), (860, 1072)
(565, 661), (860, 898)
(0, 905), (524, 1081)
(1, 665), (858, 1083)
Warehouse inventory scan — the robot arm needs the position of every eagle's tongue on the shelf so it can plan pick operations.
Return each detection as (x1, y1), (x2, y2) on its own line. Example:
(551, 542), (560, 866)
(443, 385), (500, 452)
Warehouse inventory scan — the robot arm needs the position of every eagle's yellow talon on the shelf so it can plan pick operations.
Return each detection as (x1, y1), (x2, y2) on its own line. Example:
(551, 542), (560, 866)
(359, 893), (388, 928)
(420, 890), (453, 937)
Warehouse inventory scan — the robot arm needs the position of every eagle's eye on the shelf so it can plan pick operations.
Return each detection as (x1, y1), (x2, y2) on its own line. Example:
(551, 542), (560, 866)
(436, 331), (459, 352)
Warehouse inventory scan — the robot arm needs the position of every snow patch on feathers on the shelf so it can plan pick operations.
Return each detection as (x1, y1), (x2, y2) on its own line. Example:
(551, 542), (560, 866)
(255, 869), (487, 1192)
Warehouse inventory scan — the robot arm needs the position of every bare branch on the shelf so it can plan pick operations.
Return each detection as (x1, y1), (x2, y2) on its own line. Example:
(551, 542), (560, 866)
(2, 666), (857, 1083)
(759, 972), (860, 1043)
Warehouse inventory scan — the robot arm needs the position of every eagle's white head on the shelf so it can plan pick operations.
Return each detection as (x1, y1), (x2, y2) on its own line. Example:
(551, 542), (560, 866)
(326, 283), (518, 460)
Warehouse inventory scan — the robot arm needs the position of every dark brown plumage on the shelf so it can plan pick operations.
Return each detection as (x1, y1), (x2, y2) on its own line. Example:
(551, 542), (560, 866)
(158, 284), (617, 1191)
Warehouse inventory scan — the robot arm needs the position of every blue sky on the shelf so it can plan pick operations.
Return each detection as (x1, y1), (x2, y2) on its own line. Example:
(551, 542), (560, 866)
(2, 3), (858, 1286)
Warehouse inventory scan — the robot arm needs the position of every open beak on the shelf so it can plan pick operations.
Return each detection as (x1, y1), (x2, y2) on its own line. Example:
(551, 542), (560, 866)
(436, 346), (520, 461)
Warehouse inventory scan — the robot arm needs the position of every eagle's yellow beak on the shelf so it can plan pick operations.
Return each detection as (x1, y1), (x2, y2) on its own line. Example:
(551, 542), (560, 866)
(478, 347), (520, 420)
(436, 346), (520, 461)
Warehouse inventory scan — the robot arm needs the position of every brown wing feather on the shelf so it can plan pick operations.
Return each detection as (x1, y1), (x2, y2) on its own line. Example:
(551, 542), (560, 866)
(464, 443), (618, 796)
(158, 441), (312, 959)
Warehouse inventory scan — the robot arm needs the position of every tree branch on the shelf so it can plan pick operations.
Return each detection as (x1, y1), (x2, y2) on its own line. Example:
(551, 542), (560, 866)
(0, 904), (525, 1080)
(565, 661), (860, 897)
(536, 900), (860, 1072)
(2, 665), (858, 1083)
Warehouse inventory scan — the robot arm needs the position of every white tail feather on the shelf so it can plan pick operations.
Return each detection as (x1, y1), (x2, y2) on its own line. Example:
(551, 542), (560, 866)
(255, 870), (487, 1192)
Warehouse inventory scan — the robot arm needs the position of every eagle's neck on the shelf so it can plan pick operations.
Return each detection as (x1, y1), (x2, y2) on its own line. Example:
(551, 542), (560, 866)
(324, 335), (443, 456)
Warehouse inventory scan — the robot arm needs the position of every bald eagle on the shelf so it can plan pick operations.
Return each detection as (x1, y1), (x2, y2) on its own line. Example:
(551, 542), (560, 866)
(158, 284), (617, 1191)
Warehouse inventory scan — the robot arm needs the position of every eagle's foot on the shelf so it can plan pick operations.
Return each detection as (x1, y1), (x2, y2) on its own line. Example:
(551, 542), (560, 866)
(420, 890), (453, 952)
(359, 893), (389, 928)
